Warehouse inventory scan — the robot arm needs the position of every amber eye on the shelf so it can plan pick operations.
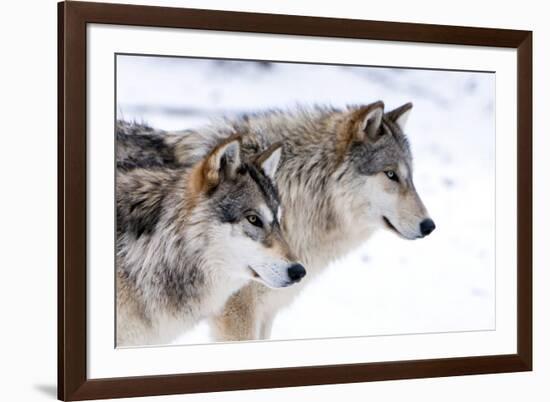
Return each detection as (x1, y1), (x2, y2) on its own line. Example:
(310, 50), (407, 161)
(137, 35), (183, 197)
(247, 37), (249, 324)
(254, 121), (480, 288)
(246, 214), (263, 228)
(385, 170), (399, 182)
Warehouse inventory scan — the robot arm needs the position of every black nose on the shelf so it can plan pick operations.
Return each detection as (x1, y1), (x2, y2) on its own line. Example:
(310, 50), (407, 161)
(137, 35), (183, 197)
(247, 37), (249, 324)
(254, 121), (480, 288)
(419, 218), (436, 236)
(287, 264), (306, 282)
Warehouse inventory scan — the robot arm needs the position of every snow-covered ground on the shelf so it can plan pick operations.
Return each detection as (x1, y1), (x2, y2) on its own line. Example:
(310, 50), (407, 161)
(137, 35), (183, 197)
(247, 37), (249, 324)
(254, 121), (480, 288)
(117, 55), (496, 344)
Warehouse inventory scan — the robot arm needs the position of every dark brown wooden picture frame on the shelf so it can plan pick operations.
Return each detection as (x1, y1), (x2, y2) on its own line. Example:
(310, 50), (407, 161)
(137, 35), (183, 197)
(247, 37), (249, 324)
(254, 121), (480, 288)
(58, 1), (532, 400)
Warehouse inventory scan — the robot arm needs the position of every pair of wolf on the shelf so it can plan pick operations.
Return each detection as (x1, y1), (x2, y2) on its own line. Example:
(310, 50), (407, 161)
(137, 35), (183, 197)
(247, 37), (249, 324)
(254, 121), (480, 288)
(116, 101), (435, 346)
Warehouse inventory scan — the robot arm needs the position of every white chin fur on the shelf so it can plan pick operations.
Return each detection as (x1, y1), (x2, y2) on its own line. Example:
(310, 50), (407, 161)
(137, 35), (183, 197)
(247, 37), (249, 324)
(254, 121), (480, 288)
(383, 217), (421, 240)
(254, 277), (292, 289)
(389, 227), (421, 240)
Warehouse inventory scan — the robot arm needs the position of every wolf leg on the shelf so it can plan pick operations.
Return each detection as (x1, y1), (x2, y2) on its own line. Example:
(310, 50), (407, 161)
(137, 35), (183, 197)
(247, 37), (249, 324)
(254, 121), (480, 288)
(259, 312), (275, 340)
(209, 284), (262, 341)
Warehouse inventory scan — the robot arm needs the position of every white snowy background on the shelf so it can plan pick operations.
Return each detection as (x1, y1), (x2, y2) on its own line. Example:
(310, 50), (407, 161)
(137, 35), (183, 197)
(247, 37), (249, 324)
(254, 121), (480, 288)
(117, 55), (496, 344)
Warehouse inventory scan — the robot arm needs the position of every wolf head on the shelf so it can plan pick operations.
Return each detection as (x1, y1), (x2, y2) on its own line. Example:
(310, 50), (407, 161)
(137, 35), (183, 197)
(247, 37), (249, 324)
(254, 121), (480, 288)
(334, 101), (435, 240)
(189, 137), (305, 288)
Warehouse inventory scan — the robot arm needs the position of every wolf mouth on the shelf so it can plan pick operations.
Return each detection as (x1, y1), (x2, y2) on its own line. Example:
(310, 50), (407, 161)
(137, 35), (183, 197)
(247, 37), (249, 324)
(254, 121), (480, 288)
(383, 216), (401, 236)
(248, 266), (260, 278)
(383, 216), (422, 240)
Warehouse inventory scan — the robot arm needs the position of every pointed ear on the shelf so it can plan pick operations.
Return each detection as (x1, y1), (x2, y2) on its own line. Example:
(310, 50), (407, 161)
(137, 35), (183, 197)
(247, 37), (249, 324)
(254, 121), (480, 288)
(386, 102), (413, 130)
(256, 142), (282, 180)
(356, 101), (384, 142)
(203, 138), (241, 188)
(336, 101), (385, 157)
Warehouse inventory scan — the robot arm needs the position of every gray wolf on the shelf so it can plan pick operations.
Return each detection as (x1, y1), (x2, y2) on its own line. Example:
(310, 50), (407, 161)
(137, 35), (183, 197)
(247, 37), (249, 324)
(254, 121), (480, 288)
(120, 101), (435, 341)
(115, 122), (305, 346)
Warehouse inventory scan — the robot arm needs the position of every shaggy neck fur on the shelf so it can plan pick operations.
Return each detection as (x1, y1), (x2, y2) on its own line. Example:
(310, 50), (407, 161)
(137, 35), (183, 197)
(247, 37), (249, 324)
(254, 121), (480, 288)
(116, 170), (247, 345)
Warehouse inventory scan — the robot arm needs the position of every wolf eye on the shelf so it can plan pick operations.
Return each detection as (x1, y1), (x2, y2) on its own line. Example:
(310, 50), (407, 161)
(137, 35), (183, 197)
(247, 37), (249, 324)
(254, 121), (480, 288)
(246, 214), (263, 228)
(385, 170), (399, 182)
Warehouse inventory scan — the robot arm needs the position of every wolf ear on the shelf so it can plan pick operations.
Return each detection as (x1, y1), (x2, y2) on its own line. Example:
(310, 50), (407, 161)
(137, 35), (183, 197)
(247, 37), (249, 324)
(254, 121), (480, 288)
(203, 138), (241, 188)
(357, 101), (384, 142)
(256, 143), (282, 180)
(386, 102), (413, 130)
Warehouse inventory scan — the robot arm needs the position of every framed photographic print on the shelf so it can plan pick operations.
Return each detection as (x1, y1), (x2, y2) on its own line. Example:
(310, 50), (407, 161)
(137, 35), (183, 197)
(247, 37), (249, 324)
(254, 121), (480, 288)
(58, 1), (532, 400)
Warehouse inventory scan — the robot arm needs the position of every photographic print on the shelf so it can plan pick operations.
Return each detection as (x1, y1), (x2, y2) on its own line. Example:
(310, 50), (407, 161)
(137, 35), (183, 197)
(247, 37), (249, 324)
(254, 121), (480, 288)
(115, 55), (496, 347)
(59, 3), (531, 399)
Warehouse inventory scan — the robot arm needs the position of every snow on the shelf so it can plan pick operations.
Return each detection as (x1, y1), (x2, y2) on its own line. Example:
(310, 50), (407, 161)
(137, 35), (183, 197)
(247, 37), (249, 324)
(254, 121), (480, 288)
(116, 55), (496, 344)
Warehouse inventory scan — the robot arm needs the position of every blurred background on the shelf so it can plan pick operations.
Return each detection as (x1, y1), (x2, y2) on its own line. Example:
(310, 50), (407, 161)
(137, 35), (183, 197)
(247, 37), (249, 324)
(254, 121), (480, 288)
(117, 55), (496, 344)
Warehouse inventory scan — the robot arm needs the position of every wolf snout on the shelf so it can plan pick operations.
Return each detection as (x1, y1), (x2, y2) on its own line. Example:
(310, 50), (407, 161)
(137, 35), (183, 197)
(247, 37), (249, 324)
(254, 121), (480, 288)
(287, 263), (306, 283)
(419, 218), (436, 237)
